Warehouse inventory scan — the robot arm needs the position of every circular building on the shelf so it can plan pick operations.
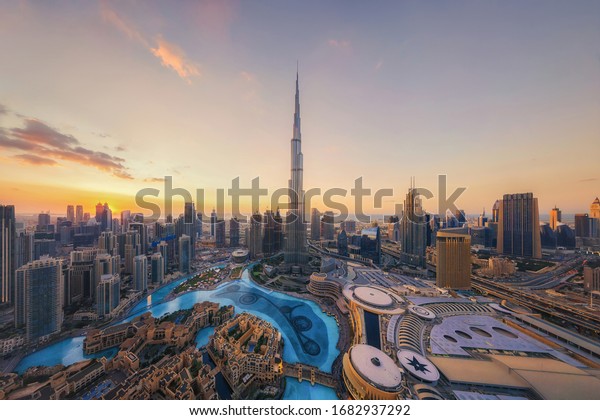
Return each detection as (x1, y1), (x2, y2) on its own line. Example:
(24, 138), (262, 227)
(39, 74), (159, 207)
(343, 285), (405, 315)
(343, 344), (403, 400)
(397, 349), (440, 384)
(407, 305), (436, 320)
(307, 272), (342, 300)
(231, 249), (249, 263)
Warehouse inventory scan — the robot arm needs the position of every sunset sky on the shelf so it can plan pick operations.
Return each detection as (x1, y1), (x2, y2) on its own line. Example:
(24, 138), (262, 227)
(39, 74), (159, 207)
(1, 0), (599, 219)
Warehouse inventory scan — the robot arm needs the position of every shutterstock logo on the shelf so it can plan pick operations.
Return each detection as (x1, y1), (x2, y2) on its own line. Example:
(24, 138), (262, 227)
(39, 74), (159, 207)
(135, 174), (466, 224)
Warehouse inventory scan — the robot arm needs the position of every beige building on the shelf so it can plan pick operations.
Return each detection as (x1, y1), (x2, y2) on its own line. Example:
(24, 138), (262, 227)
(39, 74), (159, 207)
(591, 197), (600, 219)
(436, 232), (471, 290)
(209, 313), (283, 397)
(342, 344), (403, 400)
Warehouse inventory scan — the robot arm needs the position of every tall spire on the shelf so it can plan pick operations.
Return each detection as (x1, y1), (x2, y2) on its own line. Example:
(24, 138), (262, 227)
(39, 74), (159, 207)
(293, 65), (301, 140)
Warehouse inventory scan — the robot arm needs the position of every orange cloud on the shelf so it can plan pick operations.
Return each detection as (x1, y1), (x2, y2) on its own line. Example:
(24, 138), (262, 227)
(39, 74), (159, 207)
(101, 2), (201, 83)
(0, 113), (132, 178)
(14, 154), (58, 166)
(151, 35), (201, 83)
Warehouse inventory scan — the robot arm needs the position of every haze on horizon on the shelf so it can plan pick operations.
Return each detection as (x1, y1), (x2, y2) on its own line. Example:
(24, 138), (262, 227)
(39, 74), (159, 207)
(1, 0), (599, 218)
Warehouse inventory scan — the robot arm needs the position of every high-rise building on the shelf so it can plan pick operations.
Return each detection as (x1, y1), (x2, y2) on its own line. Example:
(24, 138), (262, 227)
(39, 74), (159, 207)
(400, 185), (428, 267)
(1, 204), (16, 304)
(284, 71), (309, 268)
(550, 206), (562, 231)
(183, 202), (197, 259)
(15, 257), (64, 342)
(75, 205), (84, 224)
(229, 218), (240, 248)
(310, 209), (321, 241)
(101, 202), (112, 232)
(69, 248), (97, 302)
(591, 197), (600, 219)
(98, 231), (118, 256)
(129, 222), (147, 254)
(158, 241), (168, 274)
(497, 193), (542, 259)
(96, 273), (120, 318)
(337, 229), (348, 255)
(215, 220), (226, 248)
(151, 253), (164, 285)
(210, 209), (217, 237)
(94, 253), (119, 296)
(179, 235), (191, 274)
(321, 211), (334, 241)
(121, 210), (131, 232)
(95, 202), (104, 222)
(15, 232), (34, 269)
(249, 212), (263, 259)
(273, 209), (284, 252)
(575, 214), (591, 238)
(263, 210), (277, 256)
(124, 230), (140, 274)
(37, 213), (51, 231)
(491, 200), (500, 223)
(341, 219), (357, 235)
(477, 209), (488, 228)
(360, 227), (381, 264)
(132, 255), (148, 292)
(66, 205), (75, 223)
(436, 232), (471, 290)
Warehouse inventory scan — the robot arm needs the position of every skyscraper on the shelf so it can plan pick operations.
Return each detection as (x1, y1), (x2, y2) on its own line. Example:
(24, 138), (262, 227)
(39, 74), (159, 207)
(497, 193), (541, 259)
(436, 232), (471, 290)
(151, 253), (164, 285)
(179, 234), (191, 273)
(66, 205), (75, 223)
(400, 185), (428, 268)
(591, 197), (600, 219)
(310, 208), (321, 241)
(210, 209), (217, 237)
(75, 205), (84, 224)
(229, 218), (240, 248)
(550, 206), (562, 231)
(284, 70), (309, 268)
(249, 212), (263, 260)
(96, 273), (120, 318)
(37, 213), (51, 231)
(1, 204), (16, 304)
(215, 220), (226, 248)
(321, 211), (334, 241)
(263, 210), (276, 256)
(133, 255), (148, 292)
(15, 257), (64, 342)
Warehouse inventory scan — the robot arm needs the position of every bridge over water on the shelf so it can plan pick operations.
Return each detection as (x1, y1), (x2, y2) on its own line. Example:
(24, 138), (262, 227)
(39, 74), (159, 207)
(282, 362), (336, 388)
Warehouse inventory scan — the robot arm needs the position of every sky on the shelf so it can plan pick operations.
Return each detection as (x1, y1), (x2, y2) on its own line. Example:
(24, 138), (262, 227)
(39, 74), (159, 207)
(1, 0), (599, 219)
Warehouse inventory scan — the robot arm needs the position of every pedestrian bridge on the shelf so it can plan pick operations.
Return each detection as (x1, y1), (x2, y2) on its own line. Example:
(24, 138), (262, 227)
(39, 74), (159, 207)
(282, 362), (336, 388)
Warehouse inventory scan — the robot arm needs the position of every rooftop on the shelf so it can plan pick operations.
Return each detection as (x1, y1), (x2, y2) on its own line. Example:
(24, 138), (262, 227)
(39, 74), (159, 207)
(350, 344), (402, 390)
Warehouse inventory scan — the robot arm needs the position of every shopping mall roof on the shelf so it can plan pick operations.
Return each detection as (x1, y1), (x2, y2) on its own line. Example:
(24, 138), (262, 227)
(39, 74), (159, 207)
(350, 344), (402, 390)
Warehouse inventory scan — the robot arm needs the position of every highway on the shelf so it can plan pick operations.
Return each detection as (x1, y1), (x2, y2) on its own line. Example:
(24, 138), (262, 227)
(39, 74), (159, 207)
(471, 275), (600, 335)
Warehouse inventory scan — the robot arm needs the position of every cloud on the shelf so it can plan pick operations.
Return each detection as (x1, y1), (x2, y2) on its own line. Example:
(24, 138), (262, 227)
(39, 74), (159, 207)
(100, 0), (148, 48)
(375, 60), (384, 71)
(0, 104), (8, 115)
(0, 114), (132, 178)
(143, 177), (165, 183)
(101, 2), (201, 83)
(151, 35), (201, 83)
(328, 39), (351, 49)
(14, 154), (58, 166)
(579, 178), (598, 183)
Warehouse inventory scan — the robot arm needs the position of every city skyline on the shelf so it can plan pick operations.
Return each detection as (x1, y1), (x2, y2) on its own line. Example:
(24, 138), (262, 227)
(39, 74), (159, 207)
(1, 1), (600, 216)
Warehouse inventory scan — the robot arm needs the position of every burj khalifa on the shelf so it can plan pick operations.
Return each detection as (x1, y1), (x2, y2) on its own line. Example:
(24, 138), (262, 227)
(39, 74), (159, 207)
(284, 70), (309, 268)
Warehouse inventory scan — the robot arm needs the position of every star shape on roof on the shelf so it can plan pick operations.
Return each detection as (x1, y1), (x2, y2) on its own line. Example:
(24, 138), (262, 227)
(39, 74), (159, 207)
(406, 356), (430, 374)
